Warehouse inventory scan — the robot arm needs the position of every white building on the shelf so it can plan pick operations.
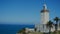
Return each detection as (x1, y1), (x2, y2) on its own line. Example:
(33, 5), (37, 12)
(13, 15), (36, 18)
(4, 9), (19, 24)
(25, 28), (35, 33)
(35, 2), (60, 33)
(25, 0), (60, 33)
(35, 2), (49, 32)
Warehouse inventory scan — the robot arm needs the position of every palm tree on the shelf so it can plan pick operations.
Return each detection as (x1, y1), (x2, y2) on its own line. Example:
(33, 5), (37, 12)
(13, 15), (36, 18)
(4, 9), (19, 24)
(54, 17), (60, 34)
(46, 20), (53, 34)
(58, 19), (60, 29)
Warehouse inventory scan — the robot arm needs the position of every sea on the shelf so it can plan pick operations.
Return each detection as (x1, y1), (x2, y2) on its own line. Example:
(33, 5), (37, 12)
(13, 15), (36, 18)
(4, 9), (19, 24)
(0, 24), (34, 34)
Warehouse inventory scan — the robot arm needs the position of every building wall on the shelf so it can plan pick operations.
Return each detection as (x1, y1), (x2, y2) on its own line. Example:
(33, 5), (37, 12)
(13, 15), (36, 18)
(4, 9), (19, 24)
(35, 24), (60, 32)
(41, 12), (49, 24)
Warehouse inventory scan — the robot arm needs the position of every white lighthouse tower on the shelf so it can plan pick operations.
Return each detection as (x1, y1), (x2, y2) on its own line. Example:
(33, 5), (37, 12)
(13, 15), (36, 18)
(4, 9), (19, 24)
(40, 2), (49, 33)
(35, 0), (60, 33)
(35, 1), (49, 33)
(41, 3), (49, 24)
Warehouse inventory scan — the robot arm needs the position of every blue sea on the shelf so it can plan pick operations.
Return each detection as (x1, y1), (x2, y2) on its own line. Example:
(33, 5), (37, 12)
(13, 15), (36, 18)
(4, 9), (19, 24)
(0, 24), (34, 34)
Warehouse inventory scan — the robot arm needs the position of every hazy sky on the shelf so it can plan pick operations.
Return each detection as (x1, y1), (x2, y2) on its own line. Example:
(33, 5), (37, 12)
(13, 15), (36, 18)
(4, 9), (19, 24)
(0, 0), (60, 24)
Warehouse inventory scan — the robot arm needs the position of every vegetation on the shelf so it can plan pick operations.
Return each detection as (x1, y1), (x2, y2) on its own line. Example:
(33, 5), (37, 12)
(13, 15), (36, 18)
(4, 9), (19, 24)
(34, 28), (37, 32)
(17, 28), (26, 34)
(54, 17), (60, 34)
(46, 20), (53, 34)
(17, 17), (60, 34)
(45, 17), (60, 34)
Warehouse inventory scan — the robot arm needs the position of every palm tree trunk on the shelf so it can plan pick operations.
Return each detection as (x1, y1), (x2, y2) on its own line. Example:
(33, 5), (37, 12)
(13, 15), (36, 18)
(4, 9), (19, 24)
(55, 21), (58, 34)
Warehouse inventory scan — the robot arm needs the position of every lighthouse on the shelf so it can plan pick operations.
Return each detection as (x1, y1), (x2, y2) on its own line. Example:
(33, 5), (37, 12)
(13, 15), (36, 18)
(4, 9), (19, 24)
(40, 2), (49, 33)
(35, 0), (60, 33)
(35, 1), (49, 33)
(41, 3), (49, 24)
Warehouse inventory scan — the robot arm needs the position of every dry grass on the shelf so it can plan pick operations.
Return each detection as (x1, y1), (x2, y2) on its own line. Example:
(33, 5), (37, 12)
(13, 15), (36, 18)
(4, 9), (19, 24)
(26, 32), (43, 34)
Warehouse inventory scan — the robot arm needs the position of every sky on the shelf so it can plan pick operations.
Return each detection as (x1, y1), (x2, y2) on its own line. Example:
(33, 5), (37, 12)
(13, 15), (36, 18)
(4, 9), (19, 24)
(0, 0), (60, 24)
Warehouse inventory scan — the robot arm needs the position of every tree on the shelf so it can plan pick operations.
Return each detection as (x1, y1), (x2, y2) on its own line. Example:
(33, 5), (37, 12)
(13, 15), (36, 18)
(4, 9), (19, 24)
(17, 28), (26, 34)
(54, 17), (60, 34)
(59, 19), (60, 28)
(46, 20), (53, 34)
(34, 28), (37, 32)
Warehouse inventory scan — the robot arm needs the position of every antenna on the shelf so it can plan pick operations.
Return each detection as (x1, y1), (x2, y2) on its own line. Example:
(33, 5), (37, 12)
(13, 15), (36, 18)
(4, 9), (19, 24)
(43, 0), (47, 10)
